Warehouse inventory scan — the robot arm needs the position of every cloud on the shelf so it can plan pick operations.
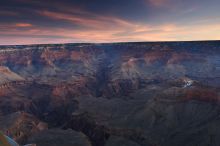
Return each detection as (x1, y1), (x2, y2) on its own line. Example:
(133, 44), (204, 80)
(15, 23), (33, 27)
(0, 23), (33, 31)
(148, 0), (167, 7)
(0, 0), (220, 45)
(0, 10), (19, 16)
(1, 20), (220, 45)
(37, 10), (137, 30)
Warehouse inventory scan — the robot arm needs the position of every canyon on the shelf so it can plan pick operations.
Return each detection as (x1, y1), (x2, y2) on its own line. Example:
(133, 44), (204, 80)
(0, 41), (220, 146)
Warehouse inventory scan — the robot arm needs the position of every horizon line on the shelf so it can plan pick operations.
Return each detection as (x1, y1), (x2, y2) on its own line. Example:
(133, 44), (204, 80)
(0, 39), (220, 47)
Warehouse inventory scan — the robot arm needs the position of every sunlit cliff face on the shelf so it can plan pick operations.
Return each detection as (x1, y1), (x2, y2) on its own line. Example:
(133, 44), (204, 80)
(0, 0), (220, 45)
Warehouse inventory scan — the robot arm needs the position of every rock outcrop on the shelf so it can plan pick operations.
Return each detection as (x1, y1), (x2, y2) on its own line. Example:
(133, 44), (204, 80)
(27, 129), (92, 146)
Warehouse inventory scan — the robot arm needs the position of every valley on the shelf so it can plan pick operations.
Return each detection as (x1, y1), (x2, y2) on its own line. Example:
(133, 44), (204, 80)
(0, 41), (219, 146)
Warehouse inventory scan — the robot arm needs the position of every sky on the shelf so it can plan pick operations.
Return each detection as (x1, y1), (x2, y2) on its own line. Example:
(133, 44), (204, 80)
(0, 0), (220, 45)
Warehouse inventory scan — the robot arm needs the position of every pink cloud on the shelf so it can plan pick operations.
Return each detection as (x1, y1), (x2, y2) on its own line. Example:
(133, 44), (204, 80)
(38, 10), (137, 30)
(0, 14), (220, 45)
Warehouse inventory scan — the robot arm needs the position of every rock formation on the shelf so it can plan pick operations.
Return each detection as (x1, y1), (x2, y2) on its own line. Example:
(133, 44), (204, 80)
(0, 41), (219, 146)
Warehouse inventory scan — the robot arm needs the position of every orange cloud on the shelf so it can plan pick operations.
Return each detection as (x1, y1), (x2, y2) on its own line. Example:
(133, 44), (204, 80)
(15, 23), (33, 27)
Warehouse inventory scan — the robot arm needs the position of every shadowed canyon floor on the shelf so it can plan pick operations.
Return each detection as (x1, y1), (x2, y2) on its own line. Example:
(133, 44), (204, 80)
(0, 41), (220, 146)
